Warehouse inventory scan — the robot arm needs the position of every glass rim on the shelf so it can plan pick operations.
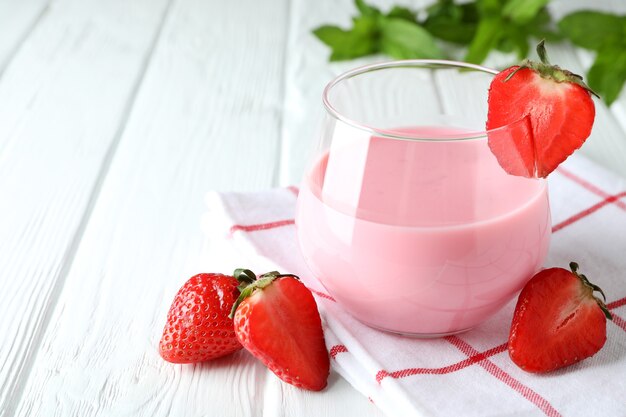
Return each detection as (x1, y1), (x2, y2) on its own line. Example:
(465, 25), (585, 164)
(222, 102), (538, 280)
(322, 59), (517, 142)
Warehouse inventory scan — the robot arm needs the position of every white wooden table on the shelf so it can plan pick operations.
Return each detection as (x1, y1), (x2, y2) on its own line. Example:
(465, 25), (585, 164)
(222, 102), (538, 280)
(1, 0), (625, 416)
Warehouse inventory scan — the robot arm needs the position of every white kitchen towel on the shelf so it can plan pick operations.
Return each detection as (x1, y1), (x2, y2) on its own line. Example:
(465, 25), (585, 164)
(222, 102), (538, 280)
(202, 154), (626, 417)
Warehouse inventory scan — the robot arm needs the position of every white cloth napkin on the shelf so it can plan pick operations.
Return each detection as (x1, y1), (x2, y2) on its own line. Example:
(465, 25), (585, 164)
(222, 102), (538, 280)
(202, 154), (626, 417)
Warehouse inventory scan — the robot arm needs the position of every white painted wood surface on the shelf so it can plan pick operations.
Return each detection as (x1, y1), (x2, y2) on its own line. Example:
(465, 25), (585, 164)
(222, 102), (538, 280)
(0, 0), (48, 73)
(0, 0), (625, 416)
(0, 0), (171, 414)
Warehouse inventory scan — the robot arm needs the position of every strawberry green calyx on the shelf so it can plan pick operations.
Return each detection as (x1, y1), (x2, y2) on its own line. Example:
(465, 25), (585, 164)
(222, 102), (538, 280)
(504, 40), (600, 98)
(228, 269), (300, 319)
(569, 261), (612, 320)
(233, 268), (257, 290)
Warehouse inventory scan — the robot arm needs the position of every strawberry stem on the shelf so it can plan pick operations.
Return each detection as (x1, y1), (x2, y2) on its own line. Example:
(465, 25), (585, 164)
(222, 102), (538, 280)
(274, 274), (301, 281)
(536, 39), (550, 65)
(502, 41), (600, 99)
(230, 284), (256, 319)
(259, 271), (280, 278)
(234, 269), (257, 285)
(503, 64), (528, 82)
(569, 262), (613, 321)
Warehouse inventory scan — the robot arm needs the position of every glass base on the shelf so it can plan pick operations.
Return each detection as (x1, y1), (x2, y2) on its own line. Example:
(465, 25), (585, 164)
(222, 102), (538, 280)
(358, 319), (475, 339)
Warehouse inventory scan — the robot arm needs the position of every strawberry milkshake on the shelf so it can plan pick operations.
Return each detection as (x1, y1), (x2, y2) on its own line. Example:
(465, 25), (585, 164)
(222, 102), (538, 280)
(296, 126), (551, 335)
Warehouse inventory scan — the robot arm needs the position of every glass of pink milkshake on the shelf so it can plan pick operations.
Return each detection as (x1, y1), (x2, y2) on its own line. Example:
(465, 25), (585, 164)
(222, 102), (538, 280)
(295, 61), (551, 336)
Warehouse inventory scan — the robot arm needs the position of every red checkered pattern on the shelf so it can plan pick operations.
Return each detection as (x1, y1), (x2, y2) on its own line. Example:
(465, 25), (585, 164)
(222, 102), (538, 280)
(208, 155), (626, 417)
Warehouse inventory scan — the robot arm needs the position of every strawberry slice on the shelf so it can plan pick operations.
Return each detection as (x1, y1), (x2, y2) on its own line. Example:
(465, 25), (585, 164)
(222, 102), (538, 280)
(487, 41), (596, 178)
(230, 270), (330, 391)
(508, 262), (612, 373)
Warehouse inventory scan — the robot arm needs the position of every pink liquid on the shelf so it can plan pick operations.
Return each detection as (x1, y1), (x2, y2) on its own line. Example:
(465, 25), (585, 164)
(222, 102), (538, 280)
(295, 127), (551, 335)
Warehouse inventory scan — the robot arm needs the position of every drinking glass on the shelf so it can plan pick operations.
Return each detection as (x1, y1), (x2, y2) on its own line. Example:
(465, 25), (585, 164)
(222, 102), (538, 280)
(295, 60), (551, 336)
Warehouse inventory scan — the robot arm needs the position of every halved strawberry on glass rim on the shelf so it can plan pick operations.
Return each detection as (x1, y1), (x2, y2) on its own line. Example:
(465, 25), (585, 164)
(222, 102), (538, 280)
(486, 41), (597, 178)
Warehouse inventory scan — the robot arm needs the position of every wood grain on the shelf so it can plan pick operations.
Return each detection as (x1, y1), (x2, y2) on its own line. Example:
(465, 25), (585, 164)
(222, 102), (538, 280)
(11, 0), (291, 415)
(0, 0), (48, 74)
(11, 0), (388, 413)
(0, 0), (170, 414)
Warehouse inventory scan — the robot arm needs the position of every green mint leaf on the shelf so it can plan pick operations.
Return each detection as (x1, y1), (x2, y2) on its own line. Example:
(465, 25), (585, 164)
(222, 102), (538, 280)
(313, 25), (344, 46)
(464, 16), (502, 64)
(559, 11), (626, 51)
(313, 16), (378, 61)
(527, 7), (552, 26)
(355, 0), (379, 17)
(424, 19), (477, 44)
(495, 39), (515, 54)
(503, 0), (549, 24)
(426, 0), (462, 21)
(379, 17), (445, 59)
(495, 6), (558, 58)
(528, 28), (562, 42)
(424, 2), (478, 45)
(526, 8), (563, 41)
(476, 0), (504, 15)
(386, 5), (416, 23)
(496, 25), (529, 59)
(587, 44), (626, 105)
(457, 2), (480, 23)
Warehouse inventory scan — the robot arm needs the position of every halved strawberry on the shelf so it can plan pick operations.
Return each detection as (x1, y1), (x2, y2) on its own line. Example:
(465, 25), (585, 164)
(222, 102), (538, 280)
(487, 41), (596, 178)
(230, 270), (330, 391)
(508, 262), (612, 373)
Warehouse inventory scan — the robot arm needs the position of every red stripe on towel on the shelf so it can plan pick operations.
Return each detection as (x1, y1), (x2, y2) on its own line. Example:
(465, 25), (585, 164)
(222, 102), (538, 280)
(552, 192), (626, 233)
(230, 219), (295, 234)
(446, 336), (562, 417)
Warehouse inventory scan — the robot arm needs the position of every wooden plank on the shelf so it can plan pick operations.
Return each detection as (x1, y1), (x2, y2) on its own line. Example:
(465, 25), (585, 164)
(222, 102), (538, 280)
(0, 0), (171, 415)
(0, 0), (48, 73)
(11, 0), (298, 415)
(13, 0), (387, 414)
(263, 373), (383, 417)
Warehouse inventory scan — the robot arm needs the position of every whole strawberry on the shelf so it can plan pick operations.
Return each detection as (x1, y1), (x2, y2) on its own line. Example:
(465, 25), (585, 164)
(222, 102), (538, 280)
(229, 270), (330, 391)
(160, 273), (242, 363)
(508, 262), (612, 373)
(487, 41), (597, 178)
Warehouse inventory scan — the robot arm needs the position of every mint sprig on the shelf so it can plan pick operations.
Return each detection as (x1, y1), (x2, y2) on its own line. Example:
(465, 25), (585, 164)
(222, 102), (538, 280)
(313, 1), (444, 61)
(313, 0), (557, 63)
(422, 0), (478, 45)
(314, 17), (378, 61)
(559, 11), (626, 105)
(313, 0), (626, 106)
